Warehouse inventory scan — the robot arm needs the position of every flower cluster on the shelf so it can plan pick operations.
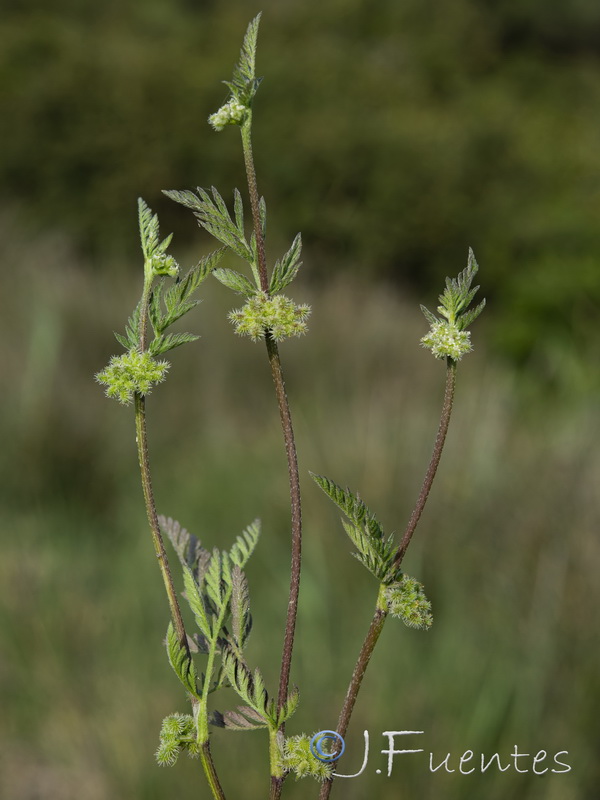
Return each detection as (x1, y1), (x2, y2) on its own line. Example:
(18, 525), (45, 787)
(421, 321), (472, 361)
(95, 350), (169, 405)
(208, 99), (247, 131)
(283, 735), (334, 782)
(155, 713), (200, 767)
(384, 575), (433, 630)
(148, 251), (179, 278)
(229, 292), (311, 342)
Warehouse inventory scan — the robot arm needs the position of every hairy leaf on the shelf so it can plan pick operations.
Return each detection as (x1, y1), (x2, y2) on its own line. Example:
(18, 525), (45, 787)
(138, 198), (160, 259)
(229, 520), (261, 568)
(427, 247), (485, 330)
(166, 622), (201, 699)
(277, 686), (300, 727)
(158, 516), (211, 582)
(270, 233), (303, 293)
(224, 14), (263, 106)
(213, 267), (256, 296)
(222, 649), (274, 726)
(183, 567), (212, 639)
(149, 332), (199, 356)
(311, 473), (397, 582)
(157, 249), (224, 333)
(171, 187), (253, 262)
(230, 566), (252, 655)
(210, 705), (268, 731)
(116, 302), (142, 351)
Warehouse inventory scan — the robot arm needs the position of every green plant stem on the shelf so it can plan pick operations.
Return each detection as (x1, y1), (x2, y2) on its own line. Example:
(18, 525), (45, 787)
(200, 744), (228, 800)
(318, 358), (457, 800)
(135, 277), (227, 800)
(240, 117), (303, 800)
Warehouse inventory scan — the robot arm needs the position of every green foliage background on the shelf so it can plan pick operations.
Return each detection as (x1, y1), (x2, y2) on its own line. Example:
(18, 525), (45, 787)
(2, 0), (600, 375)
(1, 2), (599, 799)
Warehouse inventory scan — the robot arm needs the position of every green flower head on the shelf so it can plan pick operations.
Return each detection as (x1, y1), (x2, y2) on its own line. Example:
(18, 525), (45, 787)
(155, 713), (199, 767)
(283, 734), (334, 782)
(229, 292), (311, 342)
(421, 321), (472, 361)
(209, 99), (248, 132)
(384, 575), (433, 630)
(95, 350), (169, 405)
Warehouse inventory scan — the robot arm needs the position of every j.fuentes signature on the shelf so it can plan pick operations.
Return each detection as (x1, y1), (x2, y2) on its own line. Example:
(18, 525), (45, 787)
(310, 730), (571, 778)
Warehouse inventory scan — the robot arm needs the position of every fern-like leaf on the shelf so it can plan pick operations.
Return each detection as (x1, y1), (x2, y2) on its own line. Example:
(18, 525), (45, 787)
(150, 332), (200, 356)
(230, 566), (252, 655)
(270, 233), (303, 293)
(222, 649), (274, 726)
(115, 302), (142, 351)
(210, 706), (269, 731)
(224, 13), (263, 106)
(311, 473), (396, 582)
(213, 268), (256, 296)
(159, 516), (211, 582)
(277, 686), (300, 727)
(138, 197), (160, 259)
(183, 567), (212, 639)
(229, 520), (261, 568)
(166, 622), (201, 699)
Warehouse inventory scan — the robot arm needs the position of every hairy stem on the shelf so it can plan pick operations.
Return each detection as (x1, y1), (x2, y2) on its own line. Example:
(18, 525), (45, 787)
(134, 393), (189, 649)
(135, 278), (227, 800)
(319, 359), (457, 800)
(241, 116), (269, 293)
(393, 358), (457, 568)
(240, 117), (303, 800)
(317, 607), (387, 800)
(200, 744), (228, 800)
(266, 336), (303, 714)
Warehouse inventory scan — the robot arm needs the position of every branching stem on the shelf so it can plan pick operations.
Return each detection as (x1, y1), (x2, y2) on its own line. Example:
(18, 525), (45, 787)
(318, 359), (457, 800)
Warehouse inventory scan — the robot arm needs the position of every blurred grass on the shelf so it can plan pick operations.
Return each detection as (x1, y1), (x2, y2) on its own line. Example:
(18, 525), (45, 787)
(0, 219), (598, 799)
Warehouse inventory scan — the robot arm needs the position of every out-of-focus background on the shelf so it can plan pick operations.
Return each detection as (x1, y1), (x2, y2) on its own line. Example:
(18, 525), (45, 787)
(1, 1), (599, 798)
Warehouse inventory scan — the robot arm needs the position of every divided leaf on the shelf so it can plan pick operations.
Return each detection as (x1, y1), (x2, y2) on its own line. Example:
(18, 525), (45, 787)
(166, 622), (201, 699)
(311, 473), (398, 583)
(204, 548), (231, 622)
(270, 233), (303, 293)
(277, 686), (300, 727)
(222, 649), (274, 727)
(423, 247), (486, 331)
(138, 198), (160, 259)
(229, 520), (261, 568)
(159, 516), (211, 582)
(115, 302), (142, 351)
(230, 566), (252, 655)
(213, 268), (256, 296)
(148, 248), (224, 344)
(165, 187), (254, 264)
(225, 13), (263, 106)
(183, 566), (212, 639)
(179, 521), (260, 649)
(149, 332), (199, 357)
(210, 705), (269, 731)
